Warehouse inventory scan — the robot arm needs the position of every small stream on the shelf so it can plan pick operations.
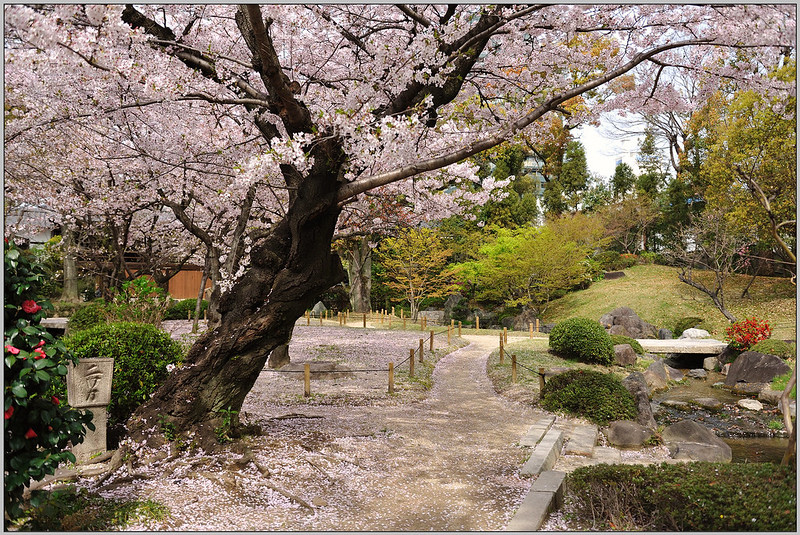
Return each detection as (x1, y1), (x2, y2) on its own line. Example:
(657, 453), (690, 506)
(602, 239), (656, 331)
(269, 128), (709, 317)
(651, 370), (791, 464)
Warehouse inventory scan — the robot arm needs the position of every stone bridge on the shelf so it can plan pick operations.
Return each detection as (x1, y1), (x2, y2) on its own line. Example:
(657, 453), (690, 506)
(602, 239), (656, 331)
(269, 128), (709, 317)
(636, 338), (727, 354)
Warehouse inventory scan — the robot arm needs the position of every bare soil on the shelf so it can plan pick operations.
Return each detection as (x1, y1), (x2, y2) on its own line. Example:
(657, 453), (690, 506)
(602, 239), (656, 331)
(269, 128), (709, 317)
(92, 324), (541, 531)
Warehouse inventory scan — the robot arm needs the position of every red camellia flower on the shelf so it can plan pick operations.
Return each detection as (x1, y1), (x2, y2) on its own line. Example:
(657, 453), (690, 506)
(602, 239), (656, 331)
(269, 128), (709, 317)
(33, 348), (46, 360)
(5, 406), (14, 420)
(24, 428), (37, 439)
(21, 300), (42, 314)
(5, 345), (20, 355)
(35, 340), (46, 349)
(51, 396), (60, 406)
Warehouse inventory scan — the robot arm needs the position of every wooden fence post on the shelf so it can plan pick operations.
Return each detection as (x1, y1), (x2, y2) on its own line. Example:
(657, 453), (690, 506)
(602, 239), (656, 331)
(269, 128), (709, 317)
(458, 321), (462, 336)
(388, 362), (394, 394)
(403, 318), (407, 330)
(204, 309), (207, 320)
(304, 363), (311, 397)
(447, 325), (451, 345)
(319, 314), (323, 326)
(363, 313), (367, 328)
(419, 339), (424, 362)
(388, 314), (392, 328)
(409, 348), (415, 377)
(536, 318), (540, 332)
(529, 322), (533, 339)
(503, 327), (508, 344)
(429, 330), (434, 351)
(306, 312), (310, 326)
(499, 338), (504, 365)
(539, 367), (546, 392)
(511, 354), (517, 383)
(475, 315), (479, 330)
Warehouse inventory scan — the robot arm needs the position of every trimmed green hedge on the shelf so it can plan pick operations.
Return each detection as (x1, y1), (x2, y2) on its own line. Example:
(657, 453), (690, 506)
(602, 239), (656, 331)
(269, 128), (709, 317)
(540, 369), (637, 425)
(549, 317), (615, 365)
(64, 322), (183, 425)
(568, 462), (796, 531)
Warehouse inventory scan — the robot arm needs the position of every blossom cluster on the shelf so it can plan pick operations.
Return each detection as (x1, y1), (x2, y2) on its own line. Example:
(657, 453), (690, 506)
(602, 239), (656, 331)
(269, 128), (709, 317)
(724, 317), (772, 352)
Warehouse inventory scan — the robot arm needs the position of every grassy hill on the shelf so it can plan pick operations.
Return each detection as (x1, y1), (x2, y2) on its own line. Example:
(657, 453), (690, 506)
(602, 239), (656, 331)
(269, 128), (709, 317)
(541, 264), (796, 341)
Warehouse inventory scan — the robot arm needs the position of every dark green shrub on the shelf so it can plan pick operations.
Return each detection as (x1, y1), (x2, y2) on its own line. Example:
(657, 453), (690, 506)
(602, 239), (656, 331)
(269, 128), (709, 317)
(609, 334), (644, 355)
(549, 317), (615, 365)
(751, 339), (796, 359)
(540, 369), (637, 425)
(163, 299), (209, 320)
(64, 322), (183, 426)
(673, 316), (703, 337)
(450, 298), (470, 322)
(67, 302), (108, 332)
(567, 462), (796, 531)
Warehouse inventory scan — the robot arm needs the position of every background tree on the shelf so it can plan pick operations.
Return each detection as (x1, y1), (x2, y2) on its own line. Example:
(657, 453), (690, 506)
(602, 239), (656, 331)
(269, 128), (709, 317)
(611, 162), (636, 200)
(377, 228), (454, 321)
(664, 207), (754, 322)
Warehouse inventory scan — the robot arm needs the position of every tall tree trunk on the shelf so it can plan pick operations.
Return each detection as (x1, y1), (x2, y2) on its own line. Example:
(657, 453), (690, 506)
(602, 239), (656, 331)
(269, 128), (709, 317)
(192, 255), (210, 334)
(127, 149), (346, 447)
(346, 237), (372, 313)
(59, 225), (80, 303)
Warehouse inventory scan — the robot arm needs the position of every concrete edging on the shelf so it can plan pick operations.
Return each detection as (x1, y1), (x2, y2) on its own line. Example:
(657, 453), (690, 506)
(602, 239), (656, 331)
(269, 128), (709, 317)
(505, 470), (566, 531)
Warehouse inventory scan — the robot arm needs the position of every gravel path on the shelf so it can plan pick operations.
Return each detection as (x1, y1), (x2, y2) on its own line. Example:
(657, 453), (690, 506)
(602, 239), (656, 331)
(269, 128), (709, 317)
(114, 330), (540, 531)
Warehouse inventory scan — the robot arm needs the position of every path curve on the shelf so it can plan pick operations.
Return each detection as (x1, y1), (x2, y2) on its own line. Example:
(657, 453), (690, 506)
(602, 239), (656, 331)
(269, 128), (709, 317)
(305, 335), (542, 530)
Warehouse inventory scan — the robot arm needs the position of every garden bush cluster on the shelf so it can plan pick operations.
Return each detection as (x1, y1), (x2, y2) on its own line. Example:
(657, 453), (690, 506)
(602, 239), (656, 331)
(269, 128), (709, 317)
(539, 369), (637, 425)
(725, 317), (772, 352)
(549, 317), (614, 365)
(4, 241), (94, 520)
(66, 277), (169, 332)
(63, 322), (184, 427)
(567, 462), (796, 531)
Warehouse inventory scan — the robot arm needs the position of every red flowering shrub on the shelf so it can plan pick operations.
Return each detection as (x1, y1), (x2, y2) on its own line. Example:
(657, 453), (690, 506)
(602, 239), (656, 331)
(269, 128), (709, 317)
(725, 317), (772, 352)
(4, 241), (94, 521)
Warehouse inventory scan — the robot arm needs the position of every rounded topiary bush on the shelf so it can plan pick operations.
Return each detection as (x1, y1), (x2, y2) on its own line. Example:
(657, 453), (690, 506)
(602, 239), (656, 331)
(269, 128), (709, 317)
(540, 369), (637, 425)
(64, 322), (183, 426)
(163, 298), (208, 320)
(609, 334), (645, 355)
(750, 339), (796, 359)
(67, 302), (108, 332)
(549, 317), (615, 365)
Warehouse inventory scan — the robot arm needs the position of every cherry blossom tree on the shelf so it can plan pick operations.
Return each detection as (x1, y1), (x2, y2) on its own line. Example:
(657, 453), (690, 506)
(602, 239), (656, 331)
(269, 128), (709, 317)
(4, 4), (794, 446)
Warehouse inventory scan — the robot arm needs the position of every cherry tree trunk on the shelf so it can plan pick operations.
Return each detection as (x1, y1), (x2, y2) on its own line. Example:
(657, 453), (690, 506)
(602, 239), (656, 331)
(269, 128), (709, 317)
(127, 157), (346, 446)
(59, 225), (81, 303)
(346, 237), (373, 313)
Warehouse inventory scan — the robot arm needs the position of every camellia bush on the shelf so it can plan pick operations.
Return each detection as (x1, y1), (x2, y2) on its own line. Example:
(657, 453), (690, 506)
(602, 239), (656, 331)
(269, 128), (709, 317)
(4, 240), (94, 521)
(725, 317), (772, 352)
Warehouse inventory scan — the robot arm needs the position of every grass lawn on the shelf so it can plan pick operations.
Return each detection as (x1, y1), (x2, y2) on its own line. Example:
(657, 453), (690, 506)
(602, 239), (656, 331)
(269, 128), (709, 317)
(541, 264), (796, 340)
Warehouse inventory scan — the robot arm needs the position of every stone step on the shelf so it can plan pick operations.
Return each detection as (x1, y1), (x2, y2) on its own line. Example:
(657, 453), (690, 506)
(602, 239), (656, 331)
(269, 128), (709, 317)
(563, 424), (598, 457)
(505, 470), (567, 531)
(519, 415), (556, 447)
(520, 428), (564, 476)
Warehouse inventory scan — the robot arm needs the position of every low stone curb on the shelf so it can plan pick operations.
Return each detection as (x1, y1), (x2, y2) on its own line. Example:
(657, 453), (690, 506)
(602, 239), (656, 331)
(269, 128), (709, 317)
(505, 470), (567, 531)
(520, 427), (564, 476)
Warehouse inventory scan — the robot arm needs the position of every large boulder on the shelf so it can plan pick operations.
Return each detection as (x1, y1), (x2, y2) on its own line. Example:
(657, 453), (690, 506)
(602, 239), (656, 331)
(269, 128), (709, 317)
(511, 307), (539, 332)
(642, 358), (669, 392)
(267, 344), (291, 369)
(310, 301), (327, 317)
(724, 351), (792, 387)
(622, 372), (657, 429)
(662, 419), (732, 462)
(599, 307), (658, 339)
(608, 420), (653, 448)
(442, 294), (463, 321)
(679, 328), (711, 339)
(614, 344), (638, 366)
